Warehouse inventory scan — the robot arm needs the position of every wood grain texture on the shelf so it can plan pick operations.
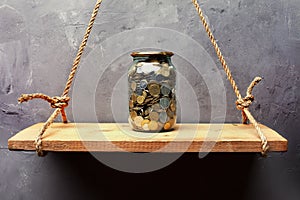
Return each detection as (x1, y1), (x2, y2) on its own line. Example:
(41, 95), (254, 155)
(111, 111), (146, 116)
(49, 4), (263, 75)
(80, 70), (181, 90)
(8, 123), (287, 152)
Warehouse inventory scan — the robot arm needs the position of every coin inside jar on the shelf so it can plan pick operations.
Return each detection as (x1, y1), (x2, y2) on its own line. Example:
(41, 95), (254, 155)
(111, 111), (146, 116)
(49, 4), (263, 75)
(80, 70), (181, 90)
(149, 121), (159, 131)
(129, 51), (176, 132)
(131, 93), (137, 102)
(129, 100), (134, 108)
(135, 87), (143, 96)
(148, 83), (160, 96)
(140, 79), (148, 89)
(130, 81), (137, 91)
(159, 97), (170, 109)
(159, 111), (168, 123)
(142, 91), (147, 98)
(161, 84), (171, 96)
(151, 103), (160, 111)
(170, 100), (176, 111)
(167, 109), (174, 118)
(142, 124), (150, 131)
(130, 111), (137, 119)
(137, 96), (145, 104)
(128, 65), (136, 77)
(155, 74), (164, 82)
(149, 111), (159, 121)
(163, 122), (171, 130)
(134, 116), (144, 127)
(161, 66), (170, 77)
(141, 119), (150, 126)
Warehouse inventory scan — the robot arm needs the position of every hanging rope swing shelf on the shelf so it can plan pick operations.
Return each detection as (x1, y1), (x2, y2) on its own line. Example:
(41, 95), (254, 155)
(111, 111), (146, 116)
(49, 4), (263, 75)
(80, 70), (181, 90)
(8, 0), (287, 156)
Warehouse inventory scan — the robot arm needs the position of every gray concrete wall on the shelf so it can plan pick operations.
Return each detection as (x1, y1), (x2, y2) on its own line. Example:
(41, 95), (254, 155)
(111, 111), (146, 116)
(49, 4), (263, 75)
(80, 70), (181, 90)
(0, 0), (299, 199)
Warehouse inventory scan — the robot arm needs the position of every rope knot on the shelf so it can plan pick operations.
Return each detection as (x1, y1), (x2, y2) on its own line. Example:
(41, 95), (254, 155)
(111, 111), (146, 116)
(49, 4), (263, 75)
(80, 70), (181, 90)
(236, 95), (254, 110)
(18, 93), (70, 109)
(235, 77), (262, 111)
(51, 96), (70, 108)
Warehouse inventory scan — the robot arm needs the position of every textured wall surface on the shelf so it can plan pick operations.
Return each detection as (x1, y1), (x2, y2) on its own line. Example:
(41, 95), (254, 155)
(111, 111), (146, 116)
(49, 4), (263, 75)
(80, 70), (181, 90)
(0, 0), (299, 199)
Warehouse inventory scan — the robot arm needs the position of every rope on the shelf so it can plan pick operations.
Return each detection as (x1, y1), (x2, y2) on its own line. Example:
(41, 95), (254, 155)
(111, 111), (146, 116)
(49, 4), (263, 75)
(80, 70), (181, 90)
(18, 0), (269, 156)
(236, 77), (261, 124)
(62, 0), (102, 97)
(18, 0), (103, 156)
(191, 0), (269, 155)
(35, 108), (61, 156)
(19, 93), (70, 109)
(244, 108), (269, 155)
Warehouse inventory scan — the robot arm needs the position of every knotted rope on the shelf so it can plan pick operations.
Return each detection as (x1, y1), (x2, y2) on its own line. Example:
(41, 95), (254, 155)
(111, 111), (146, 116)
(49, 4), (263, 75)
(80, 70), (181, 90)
(192, 0), (269, 155)
(19, 93), (70, 109)
(18, 0), (103, 156)
(236, 77), (261, 123)
(18, 0), (269, 156)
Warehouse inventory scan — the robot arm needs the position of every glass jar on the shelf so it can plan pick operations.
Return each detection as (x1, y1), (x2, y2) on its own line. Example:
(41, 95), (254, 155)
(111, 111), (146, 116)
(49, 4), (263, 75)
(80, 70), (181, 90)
(128, 51), (176, 132)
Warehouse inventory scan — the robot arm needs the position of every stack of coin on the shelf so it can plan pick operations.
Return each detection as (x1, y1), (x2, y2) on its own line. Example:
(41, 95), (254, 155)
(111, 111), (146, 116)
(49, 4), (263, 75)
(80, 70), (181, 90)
(128, 54), (176, 132)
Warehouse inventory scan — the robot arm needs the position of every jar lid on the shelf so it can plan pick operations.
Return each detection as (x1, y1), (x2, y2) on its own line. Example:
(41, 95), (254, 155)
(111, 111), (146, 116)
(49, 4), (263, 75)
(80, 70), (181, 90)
(131, 51), (174, 57)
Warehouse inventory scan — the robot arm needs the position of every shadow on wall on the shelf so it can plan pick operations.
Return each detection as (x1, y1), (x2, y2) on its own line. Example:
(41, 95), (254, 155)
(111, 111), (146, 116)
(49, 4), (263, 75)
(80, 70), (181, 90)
(41, 152), (256, 199)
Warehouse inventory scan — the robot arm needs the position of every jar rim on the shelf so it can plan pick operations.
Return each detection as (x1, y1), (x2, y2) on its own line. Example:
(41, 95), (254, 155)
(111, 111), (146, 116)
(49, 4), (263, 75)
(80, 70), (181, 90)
(131, 51), (174, 57)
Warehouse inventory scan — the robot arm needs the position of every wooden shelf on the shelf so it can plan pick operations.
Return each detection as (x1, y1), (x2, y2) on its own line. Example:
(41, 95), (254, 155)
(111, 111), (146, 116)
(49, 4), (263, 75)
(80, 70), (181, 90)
(8, 123), (287, 153)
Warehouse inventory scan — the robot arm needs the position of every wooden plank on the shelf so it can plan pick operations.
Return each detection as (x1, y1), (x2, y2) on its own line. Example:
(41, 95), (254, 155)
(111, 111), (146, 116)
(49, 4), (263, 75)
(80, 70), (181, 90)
(8, 123), (287, 152)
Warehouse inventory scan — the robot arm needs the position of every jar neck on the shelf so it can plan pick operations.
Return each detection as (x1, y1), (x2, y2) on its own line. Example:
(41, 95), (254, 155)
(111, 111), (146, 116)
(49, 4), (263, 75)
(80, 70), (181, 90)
(133, 56), (171, 63)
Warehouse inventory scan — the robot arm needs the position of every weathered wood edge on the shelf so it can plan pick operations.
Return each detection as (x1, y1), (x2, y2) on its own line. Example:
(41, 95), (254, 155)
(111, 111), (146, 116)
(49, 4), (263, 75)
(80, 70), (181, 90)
(7, 123), (288, 153)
